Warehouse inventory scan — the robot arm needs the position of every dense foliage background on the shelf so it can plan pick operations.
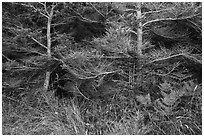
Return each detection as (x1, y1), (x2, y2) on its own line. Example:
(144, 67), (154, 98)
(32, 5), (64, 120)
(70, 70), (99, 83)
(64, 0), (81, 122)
(2, 2), (202, 135)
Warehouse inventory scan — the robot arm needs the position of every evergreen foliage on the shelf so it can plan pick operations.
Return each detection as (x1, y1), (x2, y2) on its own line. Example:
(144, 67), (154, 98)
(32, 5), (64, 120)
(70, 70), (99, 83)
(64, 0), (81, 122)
(2, 2), (202, 135)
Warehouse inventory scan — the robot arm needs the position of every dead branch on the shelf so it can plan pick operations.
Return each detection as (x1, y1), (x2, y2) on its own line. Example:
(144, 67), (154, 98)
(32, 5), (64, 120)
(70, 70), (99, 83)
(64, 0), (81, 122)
(24, 3), (49, 18)
(69, 7), (99, 23)
(145, 53), (202, 66)
(89, 2), (105, 18)
(143, 13), (201, 27)
(28, 35), (48, 50)
(183, 54), (202, 64)
(140, 62), (180, 78)
(2, 54), (13, 62)
(145, 53), (184, 65)
(141, 8), (173, 17)
(39, 2), (49, 16)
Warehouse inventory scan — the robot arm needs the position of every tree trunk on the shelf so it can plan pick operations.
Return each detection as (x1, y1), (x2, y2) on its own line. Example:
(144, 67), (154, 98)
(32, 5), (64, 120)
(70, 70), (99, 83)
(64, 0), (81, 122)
(44, 7), (54, 92)
(136, 2), (143, 56)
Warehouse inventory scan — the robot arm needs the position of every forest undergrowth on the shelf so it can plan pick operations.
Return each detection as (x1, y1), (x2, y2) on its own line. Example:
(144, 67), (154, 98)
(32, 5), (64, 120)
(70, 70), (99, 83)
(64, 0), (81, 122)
(2, 79), (202, 135)
(2, 45), (202, 134)
(2, 2), (202, 135)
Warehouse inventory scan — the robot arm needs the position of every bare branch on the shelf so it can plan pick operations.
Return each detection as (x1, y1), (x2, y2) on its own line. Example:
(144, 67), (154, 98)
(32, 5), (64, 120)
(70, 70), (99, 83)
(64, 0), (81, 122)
(75, 86), (90, 100)
(69, 7), (99, 23)
(20, 3), (37, 11)
(183, 54), (202, 64)
(145, 53), (202, 68)
(187, 19), (202, 32)
(34, 4), (49, 18)
(146, 53), (184, 65)
(141, 8), (173, 17)
(39, 2), (49, 16)
(125, 9), (137, 13)
(28, 50), (47, 57)
(39, 12), (49, 18)
(28, 35), (48, 50)
(157, 2), (165, 9)
(24, 3), (49, 18)
(51, 2), (57, 13)
(128, 29), (137, 35)
(2, 54), (13, 62)
(106, 8), (115, 16)
(147, 62), (180, 77)
(143, 13), (201, 27)
(39, 2), (57, 17)
(51, 22), (67, 26)
(89, 2), (105, 18)
(9, 66), (41, 70)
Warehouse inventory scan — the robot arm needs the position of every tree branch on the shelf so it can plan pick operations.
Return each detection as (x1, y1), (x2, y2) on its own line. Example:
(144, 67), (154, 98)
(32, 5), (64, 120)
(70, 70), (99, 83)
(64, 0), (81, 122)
(39, 2), (50, 16)
(146, 53), (184, 65)
(2, 54), (13, 62)
(145, 53), (202, 68)
(24, 3), (49, 18)
(147, 62), (180, 77)
(27, 50), (47, 57)
(187, 19), (202, 32)
(89, 2), (105, 18)
(39, 12), (49, 18)
(141, 8), (173, 17)
(143, 13), (201, 27)
(183, 54), (202, 64)
(69, 7), (99, 23)
(28, 35), (48, 50)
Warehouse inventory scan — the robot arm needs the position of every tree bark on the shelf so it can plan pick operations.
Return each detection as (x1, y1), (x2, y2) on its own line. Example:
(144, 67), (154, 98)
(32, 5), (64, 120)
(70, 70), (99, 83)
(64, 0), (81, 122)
(136, 2), (143, 56)
(44, 5), (54, 92)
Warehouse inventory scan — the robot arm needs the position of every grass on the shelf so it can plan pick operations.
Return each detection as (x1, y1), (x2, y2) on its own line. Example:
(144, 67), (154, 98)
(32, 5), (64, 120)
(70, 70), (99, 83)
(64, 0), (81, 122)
(2, 86), (148, 135)
(2, 89), (85, 135)
(2, 82), (202, 135)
